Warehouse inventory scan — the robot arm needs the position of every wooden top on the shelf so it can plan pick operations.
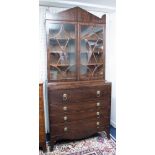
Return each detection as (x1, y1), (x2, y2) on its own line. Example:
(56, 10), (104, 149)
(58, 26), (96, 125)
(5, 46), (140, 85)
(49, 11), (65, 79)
(48, 80), (111, 90)
(47, 7), (106, 24)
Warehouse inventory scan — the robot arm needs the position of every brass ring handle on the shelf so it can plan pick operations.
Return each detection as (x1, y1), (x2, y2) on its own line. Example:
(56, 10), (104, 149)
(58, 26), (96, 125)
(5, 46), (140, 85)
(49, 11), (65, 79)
(64, 116), (67, 121)
(96, 122), (100, 125)
(63, 94), (67, 101)
(64, 127), (68, 132)
(96, 90), (101, 97)
(63, 106), (67, 111)
(96, 102), (100, 106)
(96, 112), (100, 116)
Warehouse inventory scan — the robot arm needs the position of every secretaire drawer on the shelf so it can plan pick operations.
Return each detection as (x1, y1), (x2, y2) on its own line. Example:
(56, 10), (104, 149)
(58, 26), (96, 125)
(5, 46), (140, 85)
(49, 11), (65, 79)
(48, 85), (111, 104)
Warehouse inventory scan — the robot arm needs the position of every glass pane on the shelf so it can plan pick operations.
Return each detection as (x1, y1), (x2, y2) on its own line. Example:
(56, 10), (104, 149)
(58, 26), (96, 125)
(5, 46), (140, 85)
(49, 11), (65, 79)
(48, 23), (76, 81)
(80, 25), (104, 80)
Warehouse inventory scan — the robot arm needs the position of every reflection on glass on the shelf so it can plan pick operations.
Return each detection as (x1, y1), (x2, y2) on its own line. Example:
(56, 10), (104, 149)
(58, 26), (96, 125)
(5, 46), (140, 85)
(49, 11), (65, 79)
(48, 23), (76, 80)
(80, 25), (104, 80)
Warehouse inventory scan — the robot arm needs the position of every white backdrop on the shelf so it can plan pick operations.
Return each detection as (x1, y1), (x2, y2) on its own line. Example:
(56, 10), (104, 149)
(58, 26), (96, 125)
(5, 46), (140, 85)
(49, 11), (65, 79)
(39, 6), (116, 132)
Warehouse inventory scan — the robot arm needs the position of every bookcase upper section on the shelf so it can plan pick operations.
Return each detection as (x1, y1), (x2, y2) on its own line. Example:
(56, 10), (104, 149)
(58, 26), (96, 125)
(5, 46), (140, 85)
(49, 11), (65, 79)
(46, 7), (106, 82)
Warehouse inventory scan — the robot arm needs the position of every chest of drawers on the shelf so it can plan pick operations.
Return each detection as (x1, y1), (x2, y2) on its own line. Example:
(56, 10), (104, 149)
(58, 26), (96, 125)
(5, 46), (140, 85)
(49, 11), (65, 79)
(48, 81), (111, 150)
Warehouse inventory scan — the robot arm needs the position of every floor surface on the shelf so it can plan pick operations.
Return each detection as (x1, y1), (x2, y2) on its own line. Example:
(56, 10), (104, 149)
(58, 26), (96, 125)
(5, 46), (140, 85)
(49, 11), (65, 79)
(110, 125), (116, 140)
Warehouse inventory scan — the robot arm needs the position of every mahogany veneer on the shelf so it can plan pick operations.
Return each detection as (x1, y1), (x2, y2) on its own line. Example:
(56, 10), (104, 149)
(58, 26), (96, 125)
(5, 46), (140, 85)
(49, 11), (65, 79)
(48, 81), (111, 150)
(46, 7), (111, 150)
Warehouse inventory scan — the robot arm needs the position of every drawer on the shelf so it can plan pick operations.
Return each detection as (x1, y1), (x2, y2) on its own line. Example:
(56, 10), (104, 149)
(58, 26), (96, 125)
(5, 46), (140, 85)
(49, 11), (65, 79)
(51, 125), (110, 140)
(50, 111), (110, 124)
(49, 100), (110, 114)
(48, 85), (110, 104)
(50, 119), (109, 136)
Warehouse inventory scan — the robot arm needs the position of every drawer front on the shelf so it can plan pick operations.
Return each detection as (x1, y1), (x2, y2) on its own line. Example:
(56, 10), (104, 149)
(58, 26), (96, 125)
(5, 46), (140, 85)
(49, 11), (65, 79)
(50, 112), (110, 124)
(48, 85), (110, 104)
(50, 119), (109, 136)
(51, 125), (110, 140)
(50, 108), (110, 124)
(49, 100), (110, 114)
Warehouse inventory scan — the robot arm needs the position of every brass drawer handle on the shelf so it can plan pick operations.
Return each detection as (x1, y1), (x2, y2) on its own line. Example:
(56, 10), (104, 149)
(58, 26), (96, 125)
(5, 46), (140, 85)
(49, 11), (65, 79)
(96, 102), (100, 106)
(96, 122), (100, 125)
(64, 127), (68, 132)
(63, 93), (67, 101)
(96, 112), (100, 116)
(64, 116), (67, 121)
(96, 90), (101, 97)
(63, 106), (67, 111)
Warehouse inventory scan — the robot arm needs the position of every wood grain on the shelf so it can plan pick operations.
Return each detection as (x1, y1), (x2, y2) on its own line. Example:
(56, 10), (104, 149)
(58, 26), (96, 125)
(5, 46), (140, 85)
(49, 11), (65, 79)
(39, 83), (46, 152)
(46, 7), (111, 151)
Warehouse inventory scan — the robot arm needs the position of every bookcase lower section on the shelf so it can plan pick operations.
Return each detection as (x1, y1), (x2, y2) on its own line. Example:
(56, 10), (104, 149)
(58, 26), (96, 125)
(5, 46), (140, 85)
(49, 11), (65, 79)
(48, 81), (111, 150)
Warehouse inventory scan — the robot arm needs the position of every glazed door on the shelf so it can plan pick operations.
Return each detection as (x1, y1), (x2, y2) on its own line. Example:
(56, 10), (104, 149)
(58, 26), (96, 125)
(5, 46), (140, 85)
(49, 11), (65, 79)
(79, 24), (105, 80)
(47, 21), (77, 81)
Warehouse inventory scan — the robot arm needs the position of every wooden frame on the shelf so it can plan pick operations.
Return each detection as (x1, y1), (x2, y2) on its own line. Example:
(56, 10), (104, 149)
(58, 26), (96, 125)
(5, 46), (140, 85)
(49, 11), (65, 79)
(46, 7), (106, 82)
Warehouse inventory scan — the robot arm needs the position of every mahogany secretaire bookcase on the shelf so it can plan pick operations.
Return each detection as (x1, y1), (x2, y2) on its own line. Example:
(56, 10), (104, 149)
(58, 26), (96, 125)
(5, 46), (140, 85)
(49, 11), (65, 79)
(46, 7), (111, 150)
